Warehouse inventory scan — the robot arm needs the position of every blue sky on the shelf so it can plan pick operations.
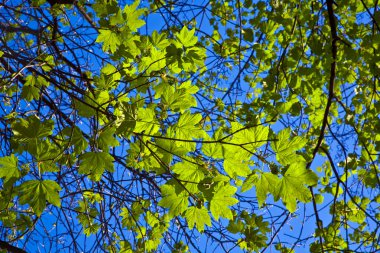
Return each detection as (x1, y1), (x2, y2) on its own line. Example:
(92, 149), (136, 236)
(0, 0), (379, 252)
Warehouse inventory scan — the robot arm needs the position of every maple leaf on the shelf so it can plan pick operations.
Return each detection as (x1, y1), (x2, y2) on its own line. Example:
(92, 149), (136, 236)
(172, 161), (205, 193)
(210, 183), (238, 220)
(18, 180), (61, 216)
(273, 162), (318, 212)
(0, 155), (20, 183)
(158, 184), (189, 217)
(272, 128), (307, 165)
(79, 152), (114, 181)
(169, 112), (206, 151)
(98, 127), (119, 150)
(242, 172), (279, 207)
(96, 29), (121, 53)
(184, 206), (211, 232)
(12, 115), (54, 142)
(176, 26), (198, 48)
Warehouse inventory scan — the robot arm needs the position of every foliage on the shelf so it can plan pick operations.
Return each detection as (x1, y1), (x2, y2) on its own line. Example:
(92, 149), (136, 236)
(0, 0), (379, 252)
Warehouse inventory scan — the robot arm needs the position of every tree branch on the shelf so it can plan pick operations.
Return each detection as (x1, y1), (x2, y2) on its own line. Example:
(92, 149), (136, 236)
(0, 240), (27, 253)
(310, 0), (338, 163)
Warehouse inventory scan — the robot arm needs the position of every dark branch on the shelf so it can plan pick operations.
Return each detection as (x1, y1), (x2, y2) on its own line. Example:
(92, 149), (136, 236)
(0, 240), (27, 253)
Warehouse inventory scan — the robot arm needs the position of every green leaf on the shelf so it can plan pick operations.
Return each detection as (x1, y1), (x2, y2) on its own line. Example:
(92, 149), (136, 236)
(158, 184), (189, 218)
(224, 158), (251, 178)
(120, 203), (143, 229)
(32, 139), (61, 162)
(98, 64), (121, 89)
(229, 122), (269, 158)
(123, 0), (145, 32)
(96, 29), (121, 53)
(151, 30), (170, 49)
(170, 112), (206, 150)
(155, 138), (188, 165)
(184, 206), (211, 232)
(83, 191), (103, 204)
(79, 152), (114, 181)
(176, 26), (198, 48)
(273, 162), (318, 212)
(155, 81), (199, 113)
(242, 172), (279, 207)
(21, 85), (40, 101)
(39, 161), (60, 173)
(61, 127), (88, 155)
(210, 183), (238, 220)
(202, 129), (224, 159)
(98, 127), (119, 150)
(227, 219), (245, 234)
(24, 75), (48, 87)
(12, 116), (54, 142)
(18, 180), (61, 216)
(271, 128), (307, 165)
(115, 102), (137, 138)
(243, 28), (254, 42)
(172, 161), (205, 193)
(139, 47), (166, 73)
(109, 9), (125, 26)
(134, 107), (160, 135)
(0, 154), (20, 182)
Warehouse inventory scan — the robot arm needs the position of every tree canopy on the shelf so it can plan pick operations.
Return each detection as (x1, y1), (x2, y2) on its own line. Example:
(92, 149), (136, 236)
(0, 0), (379, 252)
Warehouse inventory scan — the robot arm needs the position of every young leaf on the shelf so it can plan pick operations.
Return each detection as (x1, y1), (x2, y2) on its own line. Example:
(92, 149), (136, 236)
(273, 162), (318, 212)
(230, 122), (269, 156)
(115, 102), (137, 138)
(21, 85), (40, 101)
(79, 152), (114, 181)
(98, 127), (119, 150)
(184, 206), (211, 232)
(172, 161), (205, 193)
(151, 30), (170, 49)
(223, 158), (251, 178)
(18, 180), (61, 216)
(96, 29), (121, 53)
(241, 172), (279, 207)
(158, 184), (189, 218)
(0, 154), (20, 182)
(271, 128), (307, 165)
(61, 127), (88, 155)
(202, 129), (224, 159)
(12, 116), (54, 142)
(169, 112), (206, 150)
(176, 26), (198, 48)
(134, 107), (160, 135)
(155, 138), (188, 164)
(155, 81), (199, 113)
(210, 183), (238, 220)
(123, 0), (145, 32)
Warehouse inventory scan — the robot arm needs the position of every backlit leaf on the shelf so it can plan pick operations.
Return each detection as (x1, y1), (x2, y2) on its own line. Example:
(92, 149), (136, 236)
(184, 206), (211, 232)
(158, 184), (189, 217)
(0, 155), (20, 182)
(79, 152), (114, 181)
(273, 162), (318, 212)
(18, 180), (61, 216)
(210, 183), (238, 220)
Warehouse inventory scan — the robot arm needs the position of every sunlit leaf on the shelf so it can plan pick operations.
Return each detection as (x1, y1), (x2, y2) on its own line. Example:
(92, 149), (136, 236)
(18, 180), (61, 216)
